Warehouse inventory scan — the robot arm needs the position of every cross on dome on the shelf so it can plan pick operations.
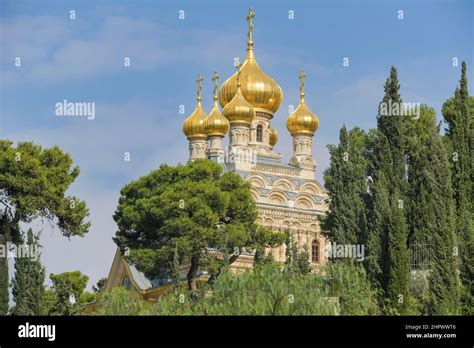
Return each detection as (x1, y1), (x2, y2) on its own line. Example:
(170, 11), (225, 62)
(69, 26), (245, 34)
(246, 7), (255, 47)
(196, 74), (204, 102)
(299, 69), (306, 100)
(212, 71), (219, 101)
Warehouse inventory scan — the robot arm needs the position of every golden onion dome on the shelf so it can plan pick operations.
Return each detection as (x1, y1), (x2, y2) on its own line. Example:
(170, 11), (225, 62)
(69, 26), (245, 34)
(269, 127), (278, 147)
(183, 74), (208, 139)
(286, 69), (319, 136)
(222, 64), (255, 124)
(205, 72), (230, 137)
(219, 8), (283, 116)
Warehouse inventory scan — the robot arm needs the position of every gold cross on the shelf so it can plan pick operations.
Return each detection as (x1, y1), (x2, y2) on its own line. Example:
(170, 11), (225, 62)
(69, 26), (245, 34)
(236, 62), (243, 86)
(196, 74), (203, 101)
(212, 71), (219, 100)
(247, 7), (255, 43)
(299, 69), (306, 98)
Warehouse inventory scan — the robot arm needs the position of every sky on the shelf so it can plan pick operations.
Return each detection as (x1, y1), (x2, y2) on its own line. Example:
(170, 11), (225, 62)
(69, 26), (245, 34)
(1, 0), (473, 291)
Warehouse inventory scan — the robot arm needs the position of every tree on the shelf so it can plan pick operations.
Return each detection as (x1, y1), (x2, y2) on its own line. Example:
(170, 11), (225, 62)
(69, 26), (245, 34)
(11, 228), (46, 315)
(92, 278), (107, 294)
(48, 271), (89, 315)
(42, 290), (56, 315)
(322, 125), (369, 245)
(0, 140), (90, 310)
(366, 67), (410, 314)
(114, 160), (269, 292)
(327, 260), (378, 315)
(283, 231), (311, 275)
(441, 62), (474, 313)
(406, 106), (460, 314)
(252, 226), (286, 267)
(0, 242), (8, 315)
(0, 140), (90, 240)
(95, 287), (153, 315)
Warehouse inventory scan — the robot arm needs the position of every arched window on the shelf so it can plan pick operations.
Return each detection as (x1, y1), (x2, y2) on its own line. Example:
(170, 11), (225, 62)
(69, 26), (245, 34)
(256, 125), (263, 142)
(311, 239), (320, 263)
(121, 276), (131, 289)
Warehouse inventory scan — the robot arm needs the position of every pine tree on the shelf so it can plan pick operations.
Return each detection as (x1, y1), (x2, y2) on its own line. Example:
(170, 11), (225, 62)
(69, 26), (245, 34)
(11, 228), (45, 315)
(323, 126), (369, 246)
(442, 62), (474, 313)
(367, 66), (410, 314)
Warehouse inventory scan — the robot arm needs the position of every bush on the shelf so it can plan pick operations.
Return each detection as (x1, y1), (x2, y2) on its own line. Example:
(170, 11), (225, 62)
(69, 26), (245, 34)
(326, 260), (379, 315)
(94, 287), (153, 315)
(155, 263), (337, 315)
(93, 262), (379, 315)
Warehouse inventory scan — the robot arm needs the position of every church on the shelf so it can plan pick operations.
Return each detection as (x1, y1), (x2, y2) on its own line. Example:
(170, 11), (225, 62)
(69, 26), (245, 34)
(105, 8), (329, 299)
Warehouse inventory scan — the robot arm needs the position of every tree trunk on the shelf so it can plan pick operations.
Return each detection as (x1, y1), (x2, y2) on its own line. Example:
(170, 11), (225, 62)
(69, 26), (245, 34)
(187, 255), (200, 293)
(207, 253), (240, 286)
(1, 209), (19, 243)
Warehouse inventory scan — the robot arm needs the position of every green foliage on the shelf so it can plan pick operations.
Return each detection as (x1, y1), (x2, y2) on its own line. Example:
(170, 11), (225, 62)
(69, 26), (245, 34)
(48, 271), (89, 315)
(283, 231), (312, 275)
(327, 261), (378, 315)
(42, 290), (57, 315)
(114, 160), (276, 291)
(0, 141), (89, 314)
(79, 292), (97, 305)
(0, 249), (8, 315)
(406, 106), (460, 314)
(11, 228), (46, 315)
(92, 277), (107, 294)
(0, 140), (90, 239)
(94, 287), (153, 315)
(252, 226), (285, 266)
(93, 262), (378, 316)
(322, 126), (369, 245)
(366, 66), (410, 314)
(155, 263), (336, 315)
(408, 271), (430, 315)
(442, 62), (474, 314)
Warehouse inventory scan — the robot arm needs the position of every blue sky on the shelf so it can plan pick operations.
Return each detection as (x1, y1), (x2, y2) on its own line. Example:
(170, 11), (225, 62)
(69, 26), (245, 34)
(1, 0), (472, 290)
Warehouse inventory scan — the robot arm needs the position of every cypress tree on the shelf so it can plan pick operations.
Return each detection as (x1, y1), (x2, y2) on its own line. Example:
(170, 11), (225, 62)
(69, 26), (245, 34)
(367, 66), (410, 313)
(366, 159), (391, 290)
(407, 106), (460, 314)
(11, 228), (45, 315)
(0, 244), (8, 315)
(442, 62), (474, 313)
(323, 125), (369, 246)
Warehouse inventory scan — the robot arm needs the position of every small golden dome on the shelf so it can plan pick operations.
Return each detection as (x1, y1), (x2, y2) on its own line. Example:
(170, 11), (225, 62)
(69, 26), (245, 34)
(183, 74), (208, 139)
(219, 8), (283, 116)
(205, 72), (230, 136)
(286, 69), (319, 136)
(222, 64), (255, 124)
(269, 127), (278, 147)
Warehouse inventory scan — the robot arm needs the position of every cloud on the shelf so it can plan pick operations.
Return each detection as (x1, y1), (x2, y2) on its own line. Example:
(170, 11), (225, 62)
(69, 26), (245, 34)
(5, 97), (188, 183)
(0, 14), (245, 87)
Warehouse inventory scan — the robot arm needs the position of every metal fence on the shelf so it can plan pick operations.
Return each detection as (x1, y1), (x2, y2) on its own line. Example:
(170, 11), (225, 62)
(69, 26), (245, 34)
(409, 243), (432, 270)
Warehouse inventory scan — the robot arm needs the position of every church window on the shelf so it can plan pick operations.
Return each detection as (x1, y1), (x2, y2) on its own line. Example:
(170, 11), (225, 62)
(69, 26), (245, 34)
(311, 239), (320, 263)
(121, 276), (131, 289)
(256, 125), (263, 142)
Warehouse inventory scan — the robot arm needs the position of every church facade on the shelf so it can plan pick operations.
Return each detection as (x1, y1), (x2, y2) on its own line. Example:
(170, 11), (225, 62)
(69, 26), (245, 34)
(106, 8), (329, 296)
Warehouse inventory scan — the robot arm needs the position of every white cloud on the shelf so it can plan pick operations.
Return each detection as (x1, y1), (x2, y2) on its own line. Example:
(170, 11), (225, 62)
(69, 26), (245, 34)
(0, 14), (246, 87)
